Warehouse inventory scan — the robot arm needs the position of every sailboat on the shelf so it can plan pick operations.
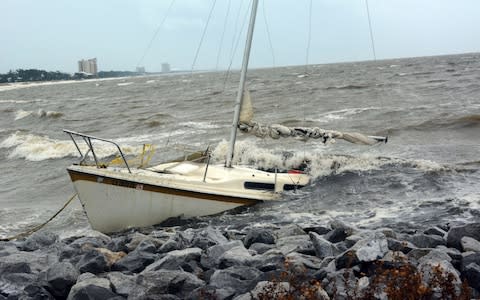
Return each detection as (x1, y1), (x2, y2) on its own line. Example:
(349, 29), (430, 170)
(64, 0), (386, 233)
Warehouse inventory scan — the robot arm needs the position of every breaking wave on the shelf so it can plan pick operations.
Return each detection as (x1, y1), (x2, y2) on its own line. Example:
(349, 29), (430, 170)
(210, 140), (454, 180)
(0, 132), (143, 161)
(14, 109), (63, 121)
(390, 114), (480, 132)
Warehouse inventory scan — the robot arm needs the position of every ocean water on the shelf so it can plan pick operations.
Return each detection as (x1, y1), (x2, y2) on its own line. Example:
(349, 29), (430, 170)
(1, 53), (479, 238)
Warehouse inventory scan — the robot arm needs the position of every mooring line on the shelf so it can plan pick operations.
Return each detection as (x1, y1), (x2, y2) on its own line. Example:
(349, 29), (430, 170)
(0, 193), (78, 242)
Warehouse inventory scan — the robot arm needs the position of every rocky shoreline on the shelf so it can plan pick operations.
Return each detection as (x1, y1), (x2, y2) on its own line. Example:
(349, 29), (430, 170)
(1, 220), (479, 299)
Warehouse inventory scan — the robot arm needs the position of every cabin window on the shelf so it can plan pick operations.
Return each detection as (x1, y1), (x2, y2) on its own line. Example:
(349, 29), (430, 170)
(283, 184), (304, 191)
(244, 182), (275, 191)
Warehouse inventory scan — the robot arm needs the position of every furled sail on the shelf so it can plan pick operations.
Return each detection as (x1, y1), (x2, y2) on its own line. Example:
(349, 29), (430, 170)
(238, 90), (387, 145)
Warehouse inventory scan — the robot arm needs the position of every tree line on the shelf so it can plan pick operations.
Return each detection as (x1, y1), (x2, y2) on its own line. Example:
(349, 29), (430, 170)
(0, 69), (146, 83)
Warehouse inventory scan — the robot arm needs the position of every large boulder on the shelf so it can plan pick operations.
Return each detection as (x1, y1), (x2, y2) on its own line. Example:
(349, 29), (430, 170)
(275, 235), (314, 255)
(462, 263), (480, 291)
(461, 236), (480, 253)
(408, 233), (445, 248)
(145, 247), (202, 271)
(111, 248), (157, 273)
(45, 261), (80, 298)
(131, 270), (204, 299)
(309, 232), (339, 258)
(200, 240), (244, 269)
(67, 276), (113, 300)
(243, 228), (275, 248)
(446, 223), (480, 251)
(19, 231), (59, 251)
(75, 249), (109, 274)
(209, 266), (262, 295)
(107, 272), (140, 298)
(191, 226), (229, 250)
(219, 244), (253, 268)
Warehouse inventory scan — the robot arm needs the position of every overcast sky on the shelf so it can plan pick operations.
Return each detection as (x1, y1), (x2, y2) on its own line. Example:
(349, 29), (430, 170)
(1, 0), (479, 73)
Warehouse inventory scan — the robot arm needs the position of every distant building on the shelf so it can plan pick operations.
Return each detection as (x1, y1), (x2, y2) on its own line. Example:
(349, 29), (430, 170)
(78, 58), (98, 75)
(161, 63), (170, 73)
(136, 66), (145, 73)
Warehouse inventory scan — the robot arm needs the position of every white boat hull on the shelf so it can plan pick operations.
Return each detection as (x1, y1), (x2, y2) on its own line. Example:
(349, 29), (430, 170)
(68, 162), (309, 233)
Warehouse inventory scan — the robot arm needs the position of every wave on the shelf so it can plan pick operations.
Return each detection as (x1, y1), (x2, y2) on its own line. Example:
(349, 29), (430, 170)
(314, 107), (380, 122)
(14, 109), (63, 120)
(0, 132), (143, 161)
(117, 82), (134, 86)
(325, 84), (370, 90)
(210, 140), (454, 180)
(404, 114), (480, 131)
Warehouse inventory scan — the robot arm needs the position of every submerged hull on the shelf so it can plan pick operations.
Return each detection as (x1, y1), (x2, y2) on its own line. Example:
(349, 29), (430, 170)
(68, 162), (309, 233)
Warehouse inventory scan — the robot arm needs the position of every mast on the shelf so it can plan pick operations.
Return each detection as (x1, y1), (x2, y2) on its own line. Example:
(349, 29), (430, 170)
(225, 0), (259, 168)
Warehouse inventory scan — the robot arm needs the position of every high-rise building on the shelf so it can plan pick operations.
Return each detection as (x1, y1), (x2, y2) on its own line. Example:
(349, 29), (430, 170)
(161, 63), (170, 73)
(136, 66), (145, 73)
(78, 58), (98, 75)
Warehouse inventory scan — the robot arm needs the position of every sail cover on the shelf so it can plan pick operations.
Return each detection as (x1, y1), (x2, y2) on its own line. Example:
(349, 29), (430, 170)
(238, 90), (386, 145)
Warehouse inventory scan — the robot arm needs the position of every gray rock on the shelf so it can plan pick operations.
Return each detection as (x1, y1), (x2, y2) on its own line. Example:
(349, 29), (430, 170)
(286, 252), (323, 272)
(219, 244), (253, 268)
(45, 262), (79, 298)
(244, 228), (275, 248)
(424, 226), (447, 237)
(158, 230), (194, 253)
(323, 269), (357, 299)
(461, 236), (480, 252)
(354, 233), (389, 262)
(407, 248), (434, 261)
(126, 232), (154, 252)
(462, 263), (480, 291)
(107, 272), (140, 297)
(387, 238), (415, 253)
(112, 248), (157, 273)
(132, 270), (204, 299)
(310, 232), (338, 258)
(187, 286), (236, 300)
(200, 240), (243, 269)
(303, 225), (331, 235)
(275, 235), (314, 255)
(274, 224), (306, 239)
(408, 233), (445, 248)
(191, 226), (229, 250)
(0, 251), (56, 273)
(418, 259), (461, 291)
(0, 261), (31, 274)
(145, 247), (202, 271)
(447, 222), (480, 250)
(335, 249), (360, 270)
(324, 228), (349, 243)
(68, 284), (120, 300)
(417, 249), (452, 264)
(210, 266), (262, 295)
(75, 249), (109, 274)
(249, 243), (274, 254)
(0, 273), (38, 298)
(69, 232), (111, 249)
(250, 252), (285, 272)
(461, 252), (480, 271)
(67, 276), (112, 300)
(135, 239), (157, 253)
(19, 231), (58, 251)
(107, 236), (129, 253)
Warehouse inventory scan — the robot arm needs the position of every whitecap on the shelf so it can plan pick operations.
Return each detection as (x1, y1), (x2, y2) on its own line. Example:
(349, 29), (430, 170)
(14, 110), (33, 120)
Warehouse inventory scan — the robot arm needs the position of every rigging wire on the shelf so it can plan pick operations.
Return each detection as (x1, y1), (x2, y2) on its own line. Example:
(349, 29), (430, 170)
(215, 0), (232, 70)
(304, 0), (313, 74)
(191, 0), (218, 72)
(262, 0), (275, 67)
(222, 1), (252, 89)
(136, 0), (176, 68)
(365, 0), (377, 60)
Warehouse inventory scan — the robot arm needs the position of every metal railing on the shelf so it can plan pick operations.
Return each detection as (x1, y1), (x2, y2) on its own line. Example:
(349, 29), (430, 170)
(63, 129), (131, 173)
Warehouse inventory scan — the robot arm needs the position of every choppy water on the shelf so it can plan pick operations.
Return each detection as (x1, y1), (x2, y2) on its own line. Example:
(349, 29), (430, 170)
(1, 53), (479, 238)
